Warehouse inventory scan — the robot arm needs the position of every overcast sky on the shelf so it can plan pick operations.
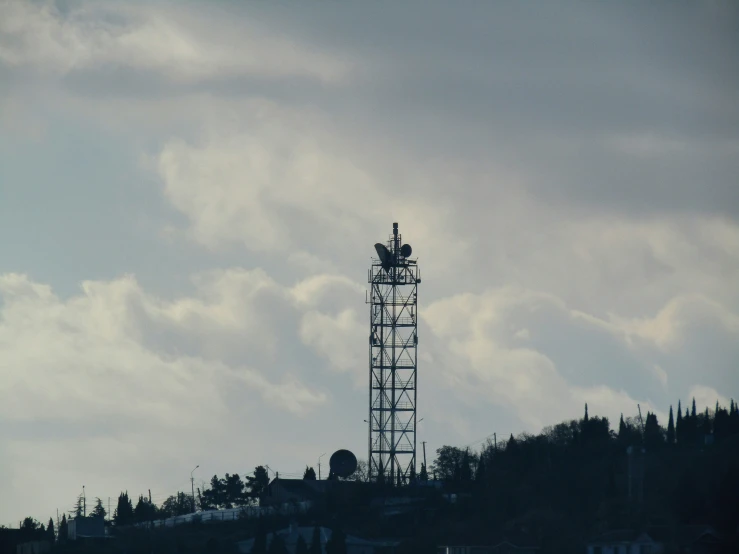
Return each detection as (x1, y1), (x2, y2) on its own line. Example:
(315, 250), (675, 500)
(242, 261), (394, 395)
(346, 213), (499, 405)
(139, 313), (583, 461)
(1, 0), (738, 526)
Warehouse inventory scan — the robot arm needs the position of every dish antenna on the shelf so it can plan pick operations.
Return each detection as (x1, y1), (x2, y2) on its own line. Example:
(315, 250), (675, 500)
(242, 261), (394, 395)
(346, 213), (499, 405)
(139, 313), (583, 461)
(329, 449), (358, 479)
(374, 243), (393, 271)
(400, 244), (412, 258)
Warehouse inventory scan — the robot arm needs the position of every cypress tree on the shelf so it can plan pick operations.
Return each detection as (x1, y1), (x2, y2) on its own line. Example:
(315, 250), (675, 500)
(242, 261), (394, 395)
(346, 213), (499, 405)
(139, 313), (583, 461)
(618, 414), (627, 443)
(46, 518), (55, 543)
(726, 400), (739, 437)
(419, 463), (428, 482)
(703, 407), (712, 437)
(691, 397), (697, 418)
(58, 514), (68, 544)
(676, 401), (683, 444)
(475, 455), (487, 485)
(460, 449), (473, 482)
(667, 406), (675, 445)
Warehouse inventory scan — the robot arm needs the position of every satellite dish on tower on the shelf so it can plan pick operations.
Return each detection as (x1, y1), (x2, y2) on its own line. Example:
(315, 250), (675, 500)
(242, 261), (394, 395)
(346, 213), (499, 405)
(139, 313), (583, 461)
(329, 449), (358, 478)
(401, 244), (412, 258)
(374, 243), (393, 271)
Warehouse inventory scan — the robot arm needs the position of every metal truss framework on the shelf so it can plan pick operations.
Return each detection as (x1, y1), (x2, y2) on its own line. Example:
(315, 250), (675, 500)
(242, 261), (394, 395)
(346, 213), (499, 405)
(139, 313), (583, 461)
(367, 223), (420, 485)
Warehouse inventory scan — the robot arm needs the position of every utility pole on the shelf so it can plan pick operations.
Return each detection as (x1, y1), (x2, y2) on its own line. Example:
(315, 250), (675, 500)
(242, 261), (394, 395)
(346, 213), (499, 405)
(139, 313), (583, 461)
(422, 441), (427, 471)
(82, 486), (86, 517)
(318, 453), (326, 480)
(190, 465), (199, 513)
(494, 433), (497, 452)
(108, 498), (110, 521)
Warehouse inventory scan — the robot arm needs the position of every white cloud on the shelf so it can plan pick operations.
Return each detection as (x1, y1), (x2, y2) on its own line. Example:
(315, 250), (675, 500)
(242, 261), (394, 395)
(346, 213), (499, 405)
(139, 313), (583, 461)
(572, 293), (739, 352)
(299, 309), (365, 376)
(0, 272), (328, 426)
(421, 286), (666, 430)
(688, 385), (732, 413)
(0, 0), (350, 83)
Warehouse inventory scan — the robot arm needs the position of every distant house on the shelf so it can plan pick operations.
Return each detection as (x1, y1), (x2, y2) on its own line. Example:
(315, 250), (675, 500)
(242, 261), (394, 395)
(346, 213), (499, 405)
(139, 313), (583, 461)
(0, 529), (23, 554)
(586, 526), (722, 554)
(237, 525), (399, 554)
(263, 478), (369, 511)
(67, 516), (105, 541)
(263, 479), (330, 507)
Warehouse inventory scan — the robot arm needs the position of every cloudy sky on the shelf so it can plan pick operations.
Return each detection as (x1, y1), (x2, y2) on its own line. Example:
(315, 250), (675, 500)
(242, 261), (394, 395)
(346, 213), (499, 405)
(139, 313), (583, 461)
(1, 0), (738, 526)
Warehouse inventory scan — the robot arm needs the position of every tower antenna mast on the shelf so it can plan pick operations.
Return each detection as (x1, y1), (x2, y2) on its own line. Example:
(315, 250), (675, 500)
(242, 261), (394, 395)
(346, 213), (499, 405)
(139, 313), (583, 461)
(367, 222), (421, 485)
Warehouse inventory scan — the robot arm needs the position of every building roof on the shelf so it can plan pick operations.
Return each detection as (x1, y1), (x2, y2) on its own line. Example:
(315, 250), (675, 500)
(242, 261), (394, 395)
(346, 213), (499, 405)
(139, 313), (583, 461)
(267, 479), (327, 501)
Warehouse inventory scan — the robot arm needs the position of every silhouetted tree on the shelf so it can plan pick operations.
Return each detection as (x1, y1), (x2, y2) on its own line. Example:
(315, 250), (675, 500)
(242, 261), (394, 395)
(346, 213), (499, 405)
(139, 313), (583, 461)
(676, 400), (683, 444)
(223, 473), (246, 507)
(731, 399), (739, 436)
(644, 412), (664, 448)
(134, 495), (157, 522)
(46, 518), (55, 543)
(19, 518), (43, 543)
(247, 466), (270, 501)
(202, 475), (224, 509)
(20, 518), (40, 532)
(475, 455), (487, 486)
(71, 493), (84, 518)
(714, 404), (731, 442)
(692, 397), (697, 418)
(432, 446), (465, 481)
(702, 407), (712, 440)
(618, 413), (628, 445)
(58, 514), (68, 543)
(419, 463), (428, 482)
(667, 405), (675, 445)
(90, 497), (107, 519)
(303, 466), (317, 480)
(113, 492), (134, 526)
(460, 449), (473, 482)
(160, 493), (191, 517)
(309, 526), (322, 554)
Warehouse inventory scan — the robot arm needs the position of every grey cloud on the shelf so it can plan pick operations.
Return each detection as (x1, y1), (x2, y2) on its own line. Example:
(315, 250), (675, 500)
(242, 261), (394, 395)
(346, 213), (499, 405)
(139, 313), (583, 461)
(1, 0), (738, 527)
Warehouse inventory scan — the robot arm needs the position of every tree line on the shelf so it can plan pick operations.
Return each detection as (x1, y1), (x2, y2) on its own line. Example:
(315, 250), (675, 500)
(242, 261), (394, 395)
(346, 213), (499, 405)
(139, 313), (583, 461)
(420, 397), (739, 551)
(109, 465), (272, 526)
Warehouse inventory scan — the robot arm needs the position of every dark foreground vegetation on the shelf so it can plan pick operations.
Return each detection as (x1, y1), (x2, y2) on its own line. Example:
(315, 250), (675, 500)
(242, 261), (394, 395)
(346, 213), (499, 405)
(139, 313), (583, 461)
(4, 398), (738, 554)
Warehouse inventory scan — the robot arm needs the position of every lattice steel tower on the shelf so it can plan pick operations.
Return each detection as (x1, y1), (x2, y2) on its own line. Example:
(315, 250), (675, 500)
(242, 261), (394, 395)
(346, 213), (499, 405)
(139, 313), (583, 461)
(367, 222), (420, 485)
